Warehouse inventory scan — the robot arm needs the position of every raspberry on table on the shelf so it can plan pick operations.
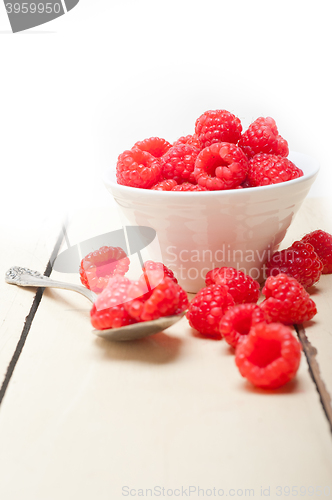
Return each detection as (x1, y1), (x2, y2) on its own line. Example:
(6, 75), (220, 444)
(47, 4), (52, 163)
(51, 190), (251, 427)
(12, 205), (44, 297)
(151, 179), (177, 191)
(264, 241), (323, 289)
(142, 260), (178, 283)
(116, 147), (162, 189)
(186, 284), (235, 339)
(235, 322), (302, 389)
(80, 246), (130, 294)
(194, 142), (248, 190)
(90, 276), (135, 330)
(260, 273), (317, 325)
(125, 270), (187, 322)
(247, 154), (303, 186)
(173, 134), (201, 150)
(171, 183), (208, 191)
(134, 137), (172, 158)
(195, 109), (242, 148)
(161, 143), (199, 184)
(301, 230), (332, 274)
(238, 117), (289, 159)
(219, 303), (267, 348)
(205, 267), (260, 304)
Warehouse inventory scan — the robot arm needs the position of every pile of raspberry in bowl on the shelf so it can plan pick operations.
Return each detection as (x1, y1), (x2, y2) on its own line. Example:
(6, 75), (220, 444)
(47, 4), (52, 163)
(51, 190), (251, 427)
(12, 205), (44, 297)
(116, 110), (304, 191)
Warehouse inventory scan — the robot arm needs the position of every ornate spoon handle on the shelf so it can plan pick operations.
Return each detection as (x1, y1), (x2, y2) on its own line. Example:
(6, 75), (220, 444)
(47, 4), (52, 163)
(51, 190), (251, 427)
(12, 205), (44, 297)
(5, 266), (97, 303)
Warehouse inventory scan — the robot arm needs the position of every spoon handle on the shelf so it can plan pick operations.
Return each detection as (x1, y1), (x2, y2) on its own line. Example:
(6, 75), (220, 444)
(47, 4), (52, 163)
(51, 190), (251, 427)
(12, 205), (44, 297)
(5, 266), (96, 303)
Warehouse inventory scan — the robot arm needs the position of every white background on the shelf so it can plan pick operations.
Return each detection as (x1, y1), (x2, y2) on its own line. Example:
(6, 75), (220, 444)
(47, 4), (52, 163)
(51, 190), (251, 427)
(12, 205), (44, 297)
(1, 0), (332, 233)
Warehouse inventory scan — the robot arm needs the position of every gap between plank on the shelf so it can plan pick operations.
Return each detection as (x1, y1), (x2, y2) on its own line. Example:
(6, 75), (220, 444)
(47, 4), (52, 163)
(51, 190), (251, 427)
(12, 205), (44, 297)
(1, 222), (332, 436)
(295, 324), (332, 434)
(0, 222), (66, 408)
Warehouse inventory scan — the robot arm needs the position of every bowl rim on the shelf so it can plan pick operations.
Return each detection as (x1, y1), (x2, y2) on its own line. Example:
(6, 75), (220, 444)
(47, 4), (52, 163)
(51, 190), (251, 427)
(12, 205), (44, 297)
(103, 151), (320, 198)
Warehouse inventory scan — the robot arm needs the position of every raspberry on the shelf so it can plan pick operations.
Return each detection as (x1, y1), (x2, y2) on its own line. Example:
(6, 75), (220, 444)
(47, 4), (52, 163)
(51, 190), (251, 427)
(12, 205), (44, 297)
(176, 286), (189, 314)
(235, 322), (302, 389)
(151, 179), (177, 191)
(260, 273), (317, 325)
(171, 183), (208, 192)
(134, 137), (172, 158)
(173, 134), (201, 150)
(301, 230), (332, 274)
(248, 154), (303, 186)
(116, 147), (162, 188)
(90, 276), (135, 330)
(240, 178), (253, 189)
(205, 267), (260, 304)
(80, 246), (130, 294)
(264, 241), (323, 289)
(195, 109), (242, 148)
(219, 303), (266, 348)
(142, 260), (178, 283)
(194, 142), (248, 190)
(161, 143), (199, 184)
(186, 284), (235, 339)
(125, 271), (186, 322)
(238, 117), (289, 159)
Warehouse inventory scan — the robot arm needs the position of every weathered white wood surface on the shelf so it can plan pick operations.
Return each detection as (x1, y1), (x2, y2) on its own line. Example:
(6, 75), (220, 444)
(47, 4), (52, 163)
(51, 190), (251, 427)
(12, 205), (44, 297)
(0, 213), (63, 391)
(0, 198), (331, 500)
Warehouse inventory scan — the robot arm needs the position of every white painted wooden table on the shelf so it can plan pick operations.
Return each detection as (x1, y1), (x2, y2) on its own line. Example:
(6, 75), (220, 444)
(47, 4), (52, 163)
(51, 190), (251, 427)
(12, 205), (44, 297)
(0, 197), (331, 500)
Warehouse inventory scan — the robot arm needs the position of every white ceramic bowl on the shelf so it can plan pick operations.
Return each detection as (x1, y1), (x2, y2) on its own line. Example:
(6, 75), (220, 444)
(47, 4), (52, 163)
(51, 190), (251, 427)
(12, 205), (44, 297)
(104, 152), (319, 293)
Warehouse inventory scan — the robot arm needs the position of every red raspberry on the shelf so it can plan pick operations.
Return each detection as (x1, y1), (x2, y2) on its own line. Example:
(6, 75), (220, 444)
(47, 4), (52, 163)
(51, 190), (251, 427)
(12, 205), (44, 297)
(186, 284), (235, 339)
(151, 179), (177, 191)
(238, 117), (289, 159)
(301, 230), (332, 274)
(125, 271), (186, 322)
(90, 276), (135, 330)
(260, 273), (317, 325)
(161, 143), (199, 184)
(134, 137), (172, 158)
(235, 322), (302, 389)
(116, 147), (162, 188)
(195, 109), (242, 148)
(264, 241), (323, 289)
(171, 183), (208, 192)
(142, 260), (178, 283)
(173, 134), (201, 150)
(205, 267), (260, 304)
(80, 246), (130, 294)
(248, 154), (303, 186)
(194, 142), (248, 190)
(219, 303), (267, 348)
(240, 178), (253, 189)
(176, 286), (189, 314)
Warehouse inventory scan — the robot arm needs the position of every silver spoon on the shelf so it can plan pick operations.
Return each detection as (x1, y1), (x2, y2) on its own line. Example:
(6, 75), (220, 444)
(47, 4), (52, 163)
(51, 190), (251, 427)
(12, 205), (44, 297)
(5, 266), (187, 341)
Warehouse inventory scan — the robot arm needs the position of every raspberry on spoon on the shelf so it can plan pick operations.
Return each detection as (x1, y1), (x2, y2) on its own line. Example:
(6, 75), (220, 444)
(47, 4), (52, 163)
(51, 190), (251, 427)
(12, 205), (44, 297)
(80, 246), (130, 294)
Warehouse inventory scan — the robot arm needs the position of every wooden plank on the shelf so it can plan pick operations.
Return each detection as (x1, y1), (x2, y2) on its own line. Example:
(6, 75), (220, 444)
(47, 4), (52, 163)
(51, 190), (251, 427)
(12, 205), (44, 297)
(0, 213), (64, 398)
(0, 199), (331, 500)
